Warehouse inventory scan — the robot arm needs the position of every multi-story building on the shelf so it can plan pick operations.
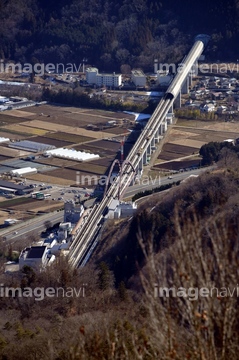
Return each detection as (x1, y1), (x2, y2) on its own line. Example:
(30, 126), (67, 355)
(86, 68), (122, 87)
(19, 246), (49, 270)
(86, 67), (98, 84)
(64, 201), (84, 223)
(131, 70), (146, 87)
(156, 70), (172, 86)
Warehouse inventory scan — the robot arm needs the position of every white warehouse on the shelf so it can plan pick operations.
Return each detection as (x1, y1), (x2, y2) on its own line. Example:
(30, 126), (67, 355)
(10, 167), (37, 177)
(45, 148), (99, 161)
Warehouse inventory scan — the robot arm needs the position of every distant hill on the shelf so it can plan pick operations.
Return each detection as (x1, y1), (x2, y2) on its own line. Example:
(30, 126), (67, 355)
(1, 0), (239, 72)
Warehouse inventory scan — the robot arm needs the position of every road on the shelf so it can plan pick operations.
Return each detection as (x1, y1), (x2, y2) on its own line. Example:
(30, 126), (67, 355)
(124, 166), (213, 198)
(0, 211), (64, 241)
(0, 168), (214, 242)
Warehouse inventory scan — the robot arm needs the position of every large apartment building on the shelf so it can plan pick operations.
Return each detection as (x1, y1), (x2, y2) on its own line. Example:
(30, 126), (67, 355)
(86, 67), (122, 87)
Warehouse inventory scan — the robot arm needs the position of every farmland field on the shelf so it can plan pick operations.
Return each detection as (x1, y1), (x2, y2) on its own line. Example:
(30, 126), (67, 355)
(42, 131), (93, 143)
(29, 136), (72, 148)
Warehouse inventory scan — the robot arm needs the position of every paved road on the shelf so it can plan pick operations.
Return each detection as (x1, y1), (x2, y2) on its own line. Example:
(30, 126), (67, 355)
(1, 211), (64, 241)
(124, 166), (214, 198)
(1, 167), (214, 241)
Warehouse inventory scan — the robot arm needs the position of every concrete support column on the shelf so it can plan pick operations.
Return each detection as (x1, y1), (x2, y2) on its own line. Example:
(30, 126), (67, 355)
(174, 91), (181, 108)
(182, 76), (189, 94)
(143, 151), (147, 164)
(151, 136), (155, 148)
(139, 158), (143, 171)
(169, 105), (174, 114)
(163, 119), (167, 132)
(155, 128), (159, 143)
(147, 143), (151, 156)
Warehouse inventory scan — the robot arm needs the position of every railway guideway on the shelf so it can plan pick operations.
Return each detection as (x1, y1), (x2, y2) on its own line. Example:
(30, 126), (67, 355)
(69, 34), (210, 268)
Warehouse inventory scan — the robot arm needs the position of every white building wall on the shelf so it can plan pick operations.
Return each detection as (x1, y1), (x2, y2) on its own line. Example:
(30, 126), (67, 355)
(131, 70), (146, 87)
(86, 67), (98, 84)
(156, 70), (172, 85)
(96, 73), (122, 87)
(86, 68), (122, 87)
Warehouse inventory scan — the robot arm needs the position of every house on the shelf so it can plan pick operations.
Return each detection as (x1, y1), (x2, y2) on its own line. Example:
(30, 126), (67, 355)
(201, 103), (215, 112)
(217, 105), (227, 114)
(19, 246), (49, 270)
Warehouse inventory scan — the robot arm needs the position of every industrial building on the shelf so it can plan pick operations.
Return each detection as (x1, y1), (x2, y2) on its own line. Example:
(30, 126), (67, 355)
(107, 200), (137, 219)
(10, 167), (37, 177)
(156, 70), (172, 86)
(19, 246), (49, 270)
(9, 140), (56, 153)
(58, 222), (73, 241)
(86, 67), (122, 87)
(131, 70), (146, 87)
(0, 180), (31, 195)
(64, 202), (84, 223)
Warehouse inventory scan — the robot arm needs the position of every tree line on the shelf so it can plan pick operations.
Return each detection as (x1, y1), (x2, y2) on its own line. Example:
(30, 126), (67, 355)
(1, 0), (239, 73)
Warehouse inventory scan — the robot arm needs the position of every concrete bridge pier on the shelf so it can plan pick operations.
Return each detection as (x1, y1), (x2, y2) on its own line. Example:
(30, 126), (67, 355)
(182, 76), (189, 94)
(143, 151), (147, 164)
(151, 136), (155, 148)
(146, 143), (151, 156)
(175, 91), (181, 108)
(155, 128), (160, 143)
(162, 119), (167, 132)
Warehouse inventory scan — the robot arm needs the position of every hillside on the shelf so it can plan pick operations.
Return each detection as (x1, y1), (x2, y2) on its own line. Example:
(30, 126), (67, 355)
(1, 0), (239, 72)
(1, 158), (239, 358)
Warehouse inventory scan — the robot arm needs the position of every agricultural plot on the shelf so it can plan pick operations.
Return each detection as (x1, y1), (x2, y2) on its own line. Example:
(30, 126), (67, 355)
(90, 139), (121, 152)
(0, 104), (138, 186)
(0, 130), (27, 140)
(0, 146), (30, 157)
(0, 114), (27, 125)
(34, 157), (79, 168)
(3, 123), (48, 136)
(21, 119), (115, 138)
(74, 143), (117, 157)
(29, 136), (72, 148)
(43, 131), (93, 144)
(0, 155), (11, 162)
(26, 172), (74, 186)
(4, 109), (36, 118)
(169, 139), (206, 148)
(0, 197), (63, 213)
(154, 159), (200, 171)
(101, 127), (130, 135)
(158, 143), (198, 161)
(66, 162), (108, 175)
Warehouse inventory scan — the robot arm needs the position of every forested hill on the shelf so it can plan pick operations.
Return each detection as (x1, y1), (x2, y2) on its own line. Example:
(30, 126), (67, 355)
(0, 0), (239, 71)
